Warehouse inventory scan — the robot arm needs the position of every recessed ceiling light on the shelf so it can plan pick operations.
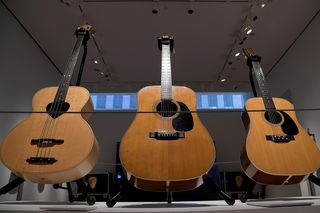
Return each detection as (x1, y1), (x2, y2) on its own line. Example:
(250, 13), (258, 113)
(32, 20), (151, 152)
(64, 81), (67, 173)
(94, 60), (99, 64)
(220, 78), (226, 82)
(261, 3), (266, 8)
(235, 52), (240, 57)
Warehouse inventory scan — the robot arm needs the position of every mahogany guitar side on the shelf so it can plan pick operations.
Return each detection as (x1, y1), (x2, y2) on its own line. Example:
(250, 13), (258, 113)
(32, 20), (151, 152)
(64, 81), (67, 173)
(0, 86), (99, 184)
(240, 97), (320, 185)
(120, 86), (215, 192)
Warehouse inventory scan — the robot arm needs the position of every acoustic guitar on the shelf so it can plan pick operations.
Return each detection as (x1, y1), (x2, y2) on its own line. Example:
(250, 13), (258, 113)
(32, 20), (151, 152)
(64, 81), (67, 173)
(119, 35), (215, 192)
(240, 48), (320, 185)
(0, 25), (99, 184)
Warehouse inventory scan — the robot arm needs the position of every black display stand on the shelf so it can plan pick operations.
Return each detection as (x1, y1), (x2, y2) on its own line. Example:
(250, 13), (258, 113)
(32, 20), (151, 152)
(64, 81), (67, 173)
(106, 174), (235, 207)
(0, 25), (95, 205)
(0, 175), (25, 196)
(240, 52), (320, 203)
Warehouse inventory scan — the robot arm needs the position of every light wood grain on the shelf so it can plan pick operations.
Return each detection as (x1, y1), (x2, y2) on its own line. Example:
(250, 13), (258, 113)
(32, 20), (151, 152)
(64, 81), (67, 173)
(243, 97), (320, 177)
(120, 86), (215, 191)
(0, 86), (99, 184)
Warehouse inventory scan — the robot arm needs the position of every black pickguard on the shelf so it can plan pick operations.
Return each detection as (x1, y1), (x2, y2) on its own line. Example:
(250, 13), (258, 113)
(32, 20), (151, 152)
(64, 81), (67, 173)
(172, 102), (194, 131)
(280, 111), (299, 135)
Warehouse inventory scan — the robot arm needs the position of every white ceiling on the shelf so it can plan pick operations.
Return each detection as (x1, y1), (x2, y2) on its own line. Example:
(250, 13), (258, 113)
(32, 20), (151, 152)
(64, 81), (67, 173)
(3, 0), (320, 92)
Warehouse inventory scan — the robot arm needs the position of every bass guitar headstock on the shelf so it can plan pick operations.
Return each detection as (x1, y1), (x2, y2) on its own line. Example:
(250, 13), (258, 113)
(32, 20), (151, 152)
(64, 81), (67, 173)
(158, 35), (174, 53)
(243, 48), (261, 64)
(76, 24), (95, 40)
(243, 48), (255, 58)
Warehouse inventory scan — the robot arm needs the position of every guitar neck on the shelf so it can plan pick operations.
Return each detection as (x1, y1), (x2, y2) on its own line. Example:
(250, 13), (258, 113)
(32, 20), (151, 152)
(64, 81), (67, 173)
(161, 44), (172, 100)
(251, 61), (276, 110)
(54, 34), (85, 103)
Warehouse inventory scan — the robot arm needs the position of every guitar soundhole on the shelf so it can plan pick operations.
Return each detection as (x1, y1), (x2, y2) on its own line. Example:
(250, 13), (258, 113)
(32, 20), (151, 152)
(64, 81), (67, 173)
(46, 102), (70, 119)
(156, 100), (178, 118)
(264, 111), (282, 124)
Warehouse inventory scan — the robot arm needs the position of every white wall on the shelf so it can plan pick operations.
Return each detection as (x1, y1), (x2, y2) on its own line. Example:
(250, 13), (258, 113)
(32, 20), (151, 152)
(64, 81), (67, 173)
(267, 12), (320, 197)
(0, 3), (64, 201)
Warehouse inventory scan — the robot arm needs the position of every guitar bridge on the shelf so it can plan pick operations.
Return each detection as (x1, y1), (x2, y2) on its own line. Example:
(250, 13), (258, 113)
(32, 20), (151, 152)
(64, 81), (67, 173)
(266, 135), (294, 143)
(149, 132), (185, 140)
(26, 157), (57, 165)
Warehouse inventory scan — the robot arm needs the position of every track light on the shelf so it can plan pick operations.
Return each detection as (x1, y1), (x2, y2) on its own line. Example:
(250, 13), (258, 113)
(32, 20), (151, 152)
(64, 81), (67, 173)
(243, 18), (254, 35)
(251, 0), (271, 8)
(219, 75), (228, 82)
(244, 26), (253, 35)
(152, 0), (159, 14)
(247, 6), (258, 22)
(187, 0), (194, 14)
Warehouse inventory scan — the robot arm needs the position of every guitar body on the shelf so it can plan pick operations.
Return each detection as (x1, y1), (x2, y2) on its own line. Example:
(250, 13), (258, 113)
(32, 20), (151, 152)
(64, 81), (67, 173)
(120, 86), (215, 192)
(241, 97), (320, 185)
(0, 86), (99, 184)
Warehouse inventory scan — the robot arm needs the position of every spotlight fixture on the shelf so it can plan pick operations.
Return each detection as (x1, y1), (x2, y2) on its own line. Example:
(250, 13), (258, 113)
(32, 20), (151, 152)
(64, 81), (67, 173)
(247, 6), (258, 21)
(252, 0), (271, 8)
(152, 0), (159, 14)
(236, 32), (247, 45)
(243, 18), (254, 35)
(187, 0), (194, 14)
(243, 23), (253, 34)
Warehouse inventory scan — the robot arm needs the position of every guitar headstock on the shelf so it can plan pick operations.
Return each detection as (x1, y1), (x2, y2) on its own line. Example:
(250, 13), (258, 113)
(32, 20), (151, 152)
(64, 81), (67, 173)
(158, 35), (174, 53)
(242, 48), (255, 58)
(76, 24), (95, 38)
(81, 24), (95, 35)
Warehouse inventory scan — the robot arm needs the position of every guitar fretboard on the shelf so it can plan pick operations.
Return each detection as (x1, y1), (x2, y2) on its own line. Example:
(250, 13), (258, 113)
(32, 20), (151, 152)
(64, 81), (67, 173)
(161, 44), (172, 100)
(53, 34), (85, 104)
(251, 61), (276, 110)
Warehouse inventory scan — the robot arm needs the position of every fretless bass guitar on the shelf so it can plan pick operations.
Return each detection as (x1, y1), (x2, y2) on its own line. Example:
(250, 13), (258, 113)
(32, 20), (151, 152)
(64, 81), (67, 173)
(120, 35), (215, 192)
(0, 25), (99, 184)
(240, 48), (320, 185)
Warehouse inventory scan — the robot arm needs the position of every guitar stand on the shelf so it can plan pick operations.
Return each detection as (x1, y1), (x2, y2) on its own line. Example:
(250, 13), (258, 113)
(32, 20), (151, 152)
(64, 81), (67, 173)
(75, 178), (96, 205)
(106, 185), (124, 207)
(0, 176), (25, 196)
(308, 174), (320, 187)
(202, 174), (235, 205)
(0, 176), (95, 205)
(167, 191), (173, 204)
(106, 175), (235, 207)
(240, 174), (320, 203)
(53, 178), (96, 205)
(239, 181), (256, 203)
(106, 184), (174, 207)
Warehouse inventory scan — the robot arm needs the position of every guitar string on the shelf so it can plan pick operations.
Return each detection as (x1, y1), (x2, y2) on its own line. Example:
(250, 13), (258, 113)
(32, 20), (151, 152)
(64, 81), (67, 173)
(38, 35), (84, 160)
(35, 70), (69, 159)
(253, 61), (278, 135)
(45, 34), (86, 159)
(35, 64), (71, 158)
(45, 77), (70, 158)
(40, 70), (70, 159)
(40, 59), (73, 159)
(36, 56), (71, 159)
